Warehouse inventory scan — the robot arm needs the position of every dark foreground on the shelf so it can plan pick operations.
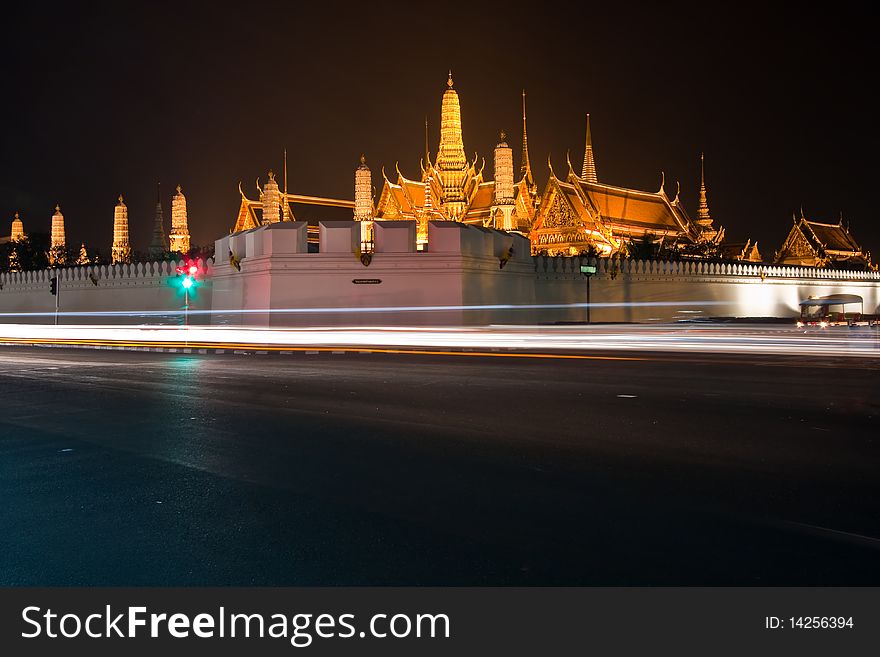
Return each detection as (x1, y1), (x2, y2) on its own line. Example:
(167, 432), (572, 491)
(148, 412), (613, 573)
(1, 345), (878, 585)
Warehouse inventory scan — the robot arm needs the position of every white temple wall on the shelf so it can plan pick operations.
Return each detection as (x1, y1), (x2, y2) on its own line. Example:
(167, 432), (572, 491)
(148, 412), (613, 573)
(3, 224), (879, 328)
(0, 260), (213, 325)
(535, 257), (880, 323)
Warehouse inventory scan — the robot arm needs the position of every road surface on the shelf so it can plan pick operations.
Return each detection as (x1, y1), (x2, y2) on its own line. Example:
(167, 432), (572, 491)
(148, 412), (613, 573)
(1, 344), (878, 585)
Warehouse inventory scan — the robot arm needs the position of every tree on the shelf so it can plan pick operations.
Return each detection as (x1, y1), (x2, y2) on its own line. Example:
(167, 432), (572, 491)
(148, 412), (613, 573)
(2, 233), (50, 272)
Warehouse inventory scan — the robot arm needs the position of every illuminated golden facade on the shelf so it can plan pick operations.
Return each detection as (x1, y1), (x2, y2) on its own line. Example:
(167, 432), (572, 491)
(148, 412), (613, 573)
(223, 72), (866, 268)
(10, 212), (25, 241)
(49, 205), (66, 264)
(111, 195), (132, 264)
(775, 211), (873, 269)
(169, 185), (191, 253)
(373, 73), (536, 246)
(530, 124), (725, 256)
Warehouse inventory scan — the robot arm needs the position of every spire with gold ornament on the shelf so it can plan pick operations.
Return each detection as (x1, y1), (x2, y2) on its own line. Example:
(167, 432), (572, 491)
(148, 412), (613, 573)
(169, 184), (191, 254)
(10, 212), (25, 241)
(354, 154), (373, 248)
(521, 90), (534, 190)
(49, 205), (66, 264)
(111, 194), (132, 264)
(435, 71), (468, 218)
(354, 155), (372, 222)
(492, 131), (516, 230)
(697, 152), (712, 227)
(581, 114), (598, 183)
(261, 171), (281, 225)
(76, 243), (90, 265)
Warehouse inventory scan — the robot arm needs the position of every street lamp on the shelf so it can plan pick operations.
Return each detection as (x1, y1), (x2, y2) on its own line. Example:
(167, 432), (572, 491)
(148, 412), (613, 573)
(580, 263), (597, 324)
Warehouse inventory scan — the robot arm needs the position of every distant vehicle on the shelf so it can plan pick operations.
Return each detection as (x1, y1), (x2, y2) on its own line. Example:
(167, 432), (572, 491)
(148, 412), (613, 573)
(797, 294), (879, 328)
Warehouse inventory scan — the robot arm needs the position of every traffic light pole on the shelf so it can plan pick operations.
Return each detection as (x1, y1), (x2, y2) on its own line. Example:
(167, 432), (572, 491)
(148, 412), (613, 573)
(54, 270), (60, 326)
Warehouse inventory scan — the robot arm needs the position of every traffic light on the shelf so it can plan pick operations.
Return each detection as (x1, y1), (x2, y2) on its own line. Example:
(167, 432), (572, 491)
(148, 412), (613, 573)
(49, 276), (58, 296)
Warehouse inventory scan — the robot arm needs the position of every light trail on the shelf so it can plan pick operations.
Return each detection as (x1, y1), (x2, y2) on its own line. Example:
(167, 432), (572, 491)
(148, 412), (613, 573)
(0, 323), (878, 359)
(0, 299), (729, 319)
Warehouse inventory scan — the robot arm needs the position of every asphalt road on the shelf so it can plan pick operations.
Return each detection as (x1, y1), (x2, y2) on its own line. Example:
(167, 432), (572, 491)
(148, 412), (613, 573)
(1, 345), (878, 585)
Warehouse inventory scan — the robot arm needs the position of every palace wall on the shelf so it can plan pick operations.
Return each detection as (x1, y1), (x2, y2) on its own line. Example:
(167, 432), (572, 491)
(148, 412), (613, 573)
(211, 221), (536, 326)
(0, 260), (213, 325)
(2, 223), (879, 327)
(535, 257), (880, 323)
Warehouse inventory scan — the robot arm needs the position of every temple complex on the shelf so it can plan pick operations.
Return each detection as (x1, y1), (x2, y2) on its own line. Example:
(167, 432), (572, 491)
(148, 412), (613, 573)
(775, 212), (872, 269)
(111, 195), (132, 264)
(219, 71), (871, 269)
(169, 184), (191, 254)
(371, 73), (535, 247)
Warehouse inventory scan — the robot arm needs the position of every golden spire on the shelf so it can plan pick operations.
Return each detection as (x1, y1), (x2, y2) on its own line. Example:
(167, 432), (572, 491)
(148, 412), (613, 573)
(581, 114), (597, 182)
(697, 152), (712, 225)
(436, 71), (467, 213)
(424, 115), (430, 166)
(521, 89), (533, 187)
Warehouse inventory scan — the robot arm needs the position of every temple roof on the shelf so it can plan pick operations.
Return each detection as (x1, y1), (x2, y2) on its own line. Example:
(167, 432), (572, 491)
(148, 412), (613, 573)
(801, 219), (861, 253)
(574, 177), (694, 235)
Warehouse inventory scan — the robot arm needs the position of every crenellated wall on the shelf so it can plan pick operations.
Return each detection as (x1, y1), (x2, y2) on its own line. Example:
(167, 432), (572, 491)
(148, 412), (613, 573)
(2, 226), (879, 327)
(0, 259), (213, 324)
(535, 256), (880, 323)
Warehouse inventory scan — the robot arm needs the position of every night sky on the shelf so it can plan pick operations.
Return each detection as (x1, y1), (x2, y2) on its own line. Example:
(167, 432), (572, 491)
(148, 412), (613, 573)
(2, 2), (875, 257)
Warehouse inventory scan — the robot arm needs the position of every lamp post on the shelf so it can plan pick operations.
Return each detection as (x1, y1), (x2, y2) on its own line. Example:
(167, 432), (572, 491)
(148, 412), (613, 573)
(580, 262), (597, 324)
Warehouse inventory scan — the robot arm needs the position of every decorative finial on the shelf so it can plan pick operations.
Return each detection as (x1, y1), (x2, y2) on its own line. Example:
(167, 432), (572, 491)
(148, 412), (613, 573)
(499, 130), (506, 141)
(118, 194), (124, 204)
(175, 184), (182, 194)
(268, 170), (275, 181)
(360, 153), (366, 165)
(14, 212), (19, 219)
(55, 204), (61, 213)
(447, 70), (453, 88)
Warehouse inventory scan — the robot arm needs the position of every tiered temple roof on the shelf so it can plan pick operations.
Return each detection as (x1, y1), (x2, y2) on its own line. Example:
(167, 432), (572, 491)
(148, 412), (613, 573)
(530, 157), (721, 256)
(775, 213), (872, 268)
(373, 73), (535, 245)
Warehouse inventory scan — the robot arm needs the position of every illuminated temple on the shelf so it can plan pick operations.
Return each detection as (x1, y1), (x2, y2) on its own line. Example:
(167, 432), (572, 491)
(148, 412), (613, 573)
(774, 211), (872, 268)
(372, 73), (537, 246)
(225, 72), (872, 268)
